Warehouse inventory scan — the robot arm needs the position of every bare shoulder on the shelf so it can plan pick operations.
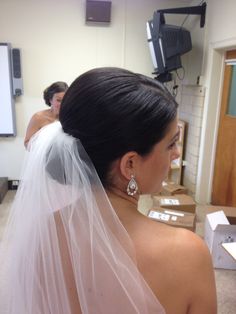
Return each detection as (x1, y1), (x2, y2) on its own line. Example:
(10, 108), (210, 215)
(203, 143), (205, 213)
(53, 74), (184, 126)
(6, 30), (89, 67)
(32, 109), (50, 121)
(171, 227), (211, 263)
(140, 217), (209, 259)
(24, 110), (51, 147)
(171, 227), (217, 313)
(28, 109), (52, 130)
(141, 219), (213, 277)
(134, 217), (217, 314)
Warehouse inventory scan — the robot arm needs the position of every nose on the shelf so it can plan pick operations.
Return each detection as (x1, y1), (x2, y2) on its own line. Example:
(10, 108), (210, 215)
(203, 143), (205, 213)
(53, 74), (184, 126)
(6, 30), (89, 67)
(171, 145), (180, 161)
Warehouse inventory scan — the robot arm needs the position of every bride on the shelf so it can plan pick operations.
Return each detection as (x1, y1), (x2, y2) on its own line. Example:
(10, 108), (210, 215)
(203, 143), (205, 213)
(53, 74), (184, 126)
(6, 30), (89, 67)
(0, 67), (217, 314)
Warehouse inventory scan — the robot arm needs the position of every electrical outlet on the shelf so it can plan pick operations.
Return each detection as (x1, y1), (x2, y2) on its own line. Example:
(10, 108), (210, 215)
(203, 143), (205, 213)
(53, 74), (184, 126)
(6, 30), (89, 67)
(8, 180), (20, 190)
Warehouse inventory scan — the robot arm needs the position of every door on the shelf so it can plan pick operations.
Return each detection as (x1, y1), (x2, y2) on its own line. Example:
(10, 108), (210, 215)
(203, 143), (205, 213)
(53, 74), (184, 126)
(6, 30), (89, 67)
(212, 50), (236, 206)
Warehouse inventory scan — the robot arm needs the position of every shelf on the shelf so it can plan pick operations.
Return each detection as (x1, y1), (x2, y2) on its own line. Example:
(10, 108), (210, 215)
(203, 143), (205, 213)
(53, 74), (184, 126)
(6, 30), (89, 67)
(171, 165), (181, 170)
(168, 120), (186, 184)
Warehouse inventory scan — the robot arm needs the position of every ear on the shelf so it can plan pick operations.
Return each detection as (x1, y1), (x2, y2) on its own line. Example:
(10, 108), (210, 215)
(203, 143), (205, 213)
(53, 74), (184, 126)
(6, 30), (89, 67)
(119, 151), (140, 180)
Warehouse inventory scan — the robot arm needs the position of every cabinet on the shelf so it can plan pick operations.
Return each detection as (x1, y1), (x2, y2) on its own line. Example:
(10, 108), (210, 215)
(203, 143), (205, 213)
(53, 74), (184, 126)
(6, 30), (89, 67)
(168, 120), (186, 184)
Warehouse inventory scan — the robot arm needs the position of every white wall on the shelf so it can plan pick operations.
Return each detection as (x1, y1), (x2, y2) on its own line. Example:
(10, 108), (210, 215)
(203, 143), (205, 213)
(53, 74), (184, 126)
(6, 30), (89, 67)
(196, 0), (236, 203)
(167, 0), (236, 203)
(0, 0), (189, 180)
(179, 85), (205, 195)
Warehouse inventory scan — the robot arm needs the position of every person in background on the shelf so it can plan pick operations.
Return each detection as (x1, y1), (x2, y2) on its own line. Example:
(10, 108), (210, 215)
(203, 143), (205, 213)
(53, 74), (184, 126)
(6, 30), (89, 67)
(0, 68), (217, 314)
(24, 81), (68, 148)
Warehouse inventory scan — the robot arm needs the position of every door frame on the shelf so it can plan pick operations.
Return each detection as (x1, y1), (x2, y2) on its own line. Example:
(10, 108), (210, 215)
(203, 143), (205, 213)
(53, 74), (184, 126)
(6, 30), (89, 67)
(195, 38), (236, 204)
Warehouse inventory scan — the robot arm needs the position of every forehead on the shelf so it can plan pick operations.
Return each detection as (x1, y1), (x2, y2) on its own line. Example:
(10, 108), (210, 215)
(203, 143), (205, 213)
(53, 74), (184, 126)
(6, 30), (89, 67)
(52, 92), (65, 99)
(162, 117), (178, 140)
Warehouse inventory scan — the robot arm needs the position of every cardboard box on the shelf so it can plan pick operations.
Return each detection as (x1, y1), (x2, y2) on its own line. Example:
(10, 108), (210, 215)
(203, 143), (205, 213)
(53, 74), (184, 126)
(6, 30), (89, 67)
(160, 181), (188, 196)
(152, 194), (196, 214)
(148, 207), (196, 232)
(204, 210), (236, 270)
(206, 206), (236, 223)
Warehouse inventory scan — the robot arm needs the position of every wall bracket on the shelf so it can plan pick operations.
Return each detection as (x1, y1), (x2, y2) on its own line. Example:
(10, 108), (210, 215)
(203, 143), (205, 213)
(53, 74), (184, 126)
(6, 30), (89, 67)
(157, 2), (207, 28)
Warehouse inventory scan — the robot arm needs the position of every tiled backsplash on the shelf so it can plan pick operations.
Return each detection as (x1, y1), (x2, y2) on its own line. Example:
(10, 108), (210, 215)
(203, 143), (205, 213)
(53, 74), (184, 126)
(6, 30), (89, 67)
(179, 85), (205, 196)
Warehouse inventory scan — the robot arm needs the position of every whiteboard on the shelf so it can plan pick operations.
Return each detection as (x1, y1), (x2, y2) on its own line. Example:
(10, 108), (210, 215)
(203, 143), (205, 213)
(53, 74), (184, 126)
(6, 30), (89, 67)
(0, 43), (16, 136)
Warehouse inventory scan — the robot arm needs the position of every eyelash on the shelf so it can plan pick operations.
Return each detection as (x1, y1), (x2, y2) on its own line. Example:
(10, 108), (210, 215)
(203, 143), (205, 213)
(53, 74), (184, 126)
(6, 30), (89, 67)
(168, 140), (178, 150)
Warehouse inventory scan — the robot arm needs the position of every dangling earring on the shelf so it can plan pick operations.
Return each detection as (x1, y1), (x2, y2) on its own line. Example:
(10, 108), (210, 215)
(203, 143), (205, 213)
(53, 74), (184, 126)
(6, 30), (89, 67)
(127, 175), (138, 196)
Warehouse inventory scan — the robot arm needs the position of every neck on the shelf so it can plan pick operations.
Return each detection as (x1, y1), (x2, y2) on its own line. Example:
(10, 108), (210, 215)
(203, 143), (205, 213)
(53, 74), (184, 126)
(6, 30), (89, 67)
(50, 107), (59, 119)
(106, 187), (139, 216)
(106, 187), (144, 230)
(107, 186), (138, 204)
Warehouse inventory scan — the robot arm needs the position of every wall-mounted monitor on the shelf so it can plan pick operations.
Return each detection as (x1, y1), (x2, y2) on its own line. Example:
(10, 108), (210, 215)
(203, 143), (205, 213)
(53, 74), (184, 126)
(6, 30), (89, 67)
(146, 11), (192, 82)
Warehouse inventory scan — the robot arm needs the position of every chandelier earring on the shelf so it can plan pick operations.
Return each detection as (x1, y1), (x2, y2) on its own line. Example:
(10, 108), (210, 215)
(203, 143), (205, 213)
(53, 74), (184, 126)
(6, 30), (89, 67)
(127, 175), (138, 196)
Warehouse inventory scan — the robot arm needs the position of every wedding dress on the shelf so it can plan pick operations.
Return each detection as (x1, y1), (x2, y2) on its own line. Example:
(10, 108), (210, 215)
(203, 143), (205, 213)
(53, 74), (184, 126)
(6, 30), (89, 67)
(0, 122), (165, 314)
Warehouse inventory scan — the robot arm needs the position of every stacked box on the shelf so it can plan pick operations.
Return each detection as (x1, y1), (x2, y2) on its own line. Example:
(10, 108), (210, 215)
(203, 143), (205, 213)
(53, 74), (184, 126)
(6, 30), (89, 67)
(152, 194), (196, 214)
(148, 207), (196, 232)
(160, 181), (188, 196)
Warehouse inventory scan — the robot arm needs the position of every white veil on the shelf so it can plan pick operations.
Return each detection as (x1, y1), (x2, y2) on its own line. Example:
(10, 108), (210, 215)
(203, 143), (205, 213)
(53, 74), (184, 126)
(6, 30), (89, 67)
(0, 122), (165, 314)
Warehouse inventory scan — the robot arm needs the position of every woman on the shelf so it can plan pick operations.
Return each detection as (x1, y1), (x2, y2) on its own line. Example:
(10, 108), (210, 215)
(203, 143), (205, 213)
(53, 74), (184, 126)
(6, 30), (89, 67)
(0, 68), (217, 314)
(24, 81), (68, 148)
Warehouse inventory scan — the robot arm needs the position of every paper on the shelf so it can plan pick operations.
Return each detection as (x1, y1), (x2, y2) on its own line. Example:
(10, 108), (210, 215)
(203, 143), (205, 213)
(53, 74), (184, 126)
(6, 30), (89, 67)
(222, 242), (236, 261)
(160, 199), (180, 206)
(148, 211), (170, 221)
(164, 210), (184, 217)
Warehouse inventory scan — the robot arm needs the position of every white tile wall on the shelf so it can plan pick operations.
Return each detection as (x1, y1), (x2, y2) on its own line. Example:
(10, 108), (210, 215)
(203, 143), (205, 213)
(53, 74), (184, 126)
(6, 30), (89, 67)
(178, 85), (205, 196)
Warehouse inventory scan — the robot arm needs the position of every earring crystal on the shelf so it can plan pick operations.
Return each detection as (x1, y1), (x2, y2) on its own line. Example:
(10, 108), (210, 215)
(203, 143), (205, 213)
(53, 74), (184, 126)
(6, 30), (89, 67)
(127, 175), (138, 196)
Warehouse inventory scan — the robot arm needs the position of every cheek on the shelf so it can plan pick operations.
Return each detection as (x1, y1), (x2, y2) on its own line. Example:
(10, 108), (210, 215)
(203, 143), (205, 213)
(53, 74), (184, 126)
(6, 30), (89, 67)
(157, 159), (170, 181)
(53, 102), (61, 110)
(139, 158), (169, 194)
(152, 164), (170, 193)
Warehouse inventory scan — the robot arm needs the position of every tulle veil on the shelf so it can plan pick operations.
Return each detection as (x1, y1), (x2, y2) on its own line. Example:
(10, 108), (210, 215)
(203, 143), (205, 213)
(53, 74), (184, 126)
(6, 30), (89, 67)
(0, 122), (165, 314)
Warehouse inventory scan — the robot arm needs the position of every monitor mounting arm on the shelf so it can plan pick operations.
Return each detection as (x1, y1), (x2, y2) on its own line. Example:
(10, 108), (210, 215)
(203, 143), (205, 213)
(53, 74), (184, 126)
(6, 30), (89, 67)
(157, 2), (207, 28)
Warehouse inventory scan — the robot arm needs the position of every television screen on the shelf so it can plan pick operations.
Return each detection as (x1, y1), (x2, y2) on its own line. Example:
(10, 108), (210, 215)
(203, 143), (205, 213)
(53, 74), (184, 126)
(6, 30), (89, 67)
(147, 11), (192, 82)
